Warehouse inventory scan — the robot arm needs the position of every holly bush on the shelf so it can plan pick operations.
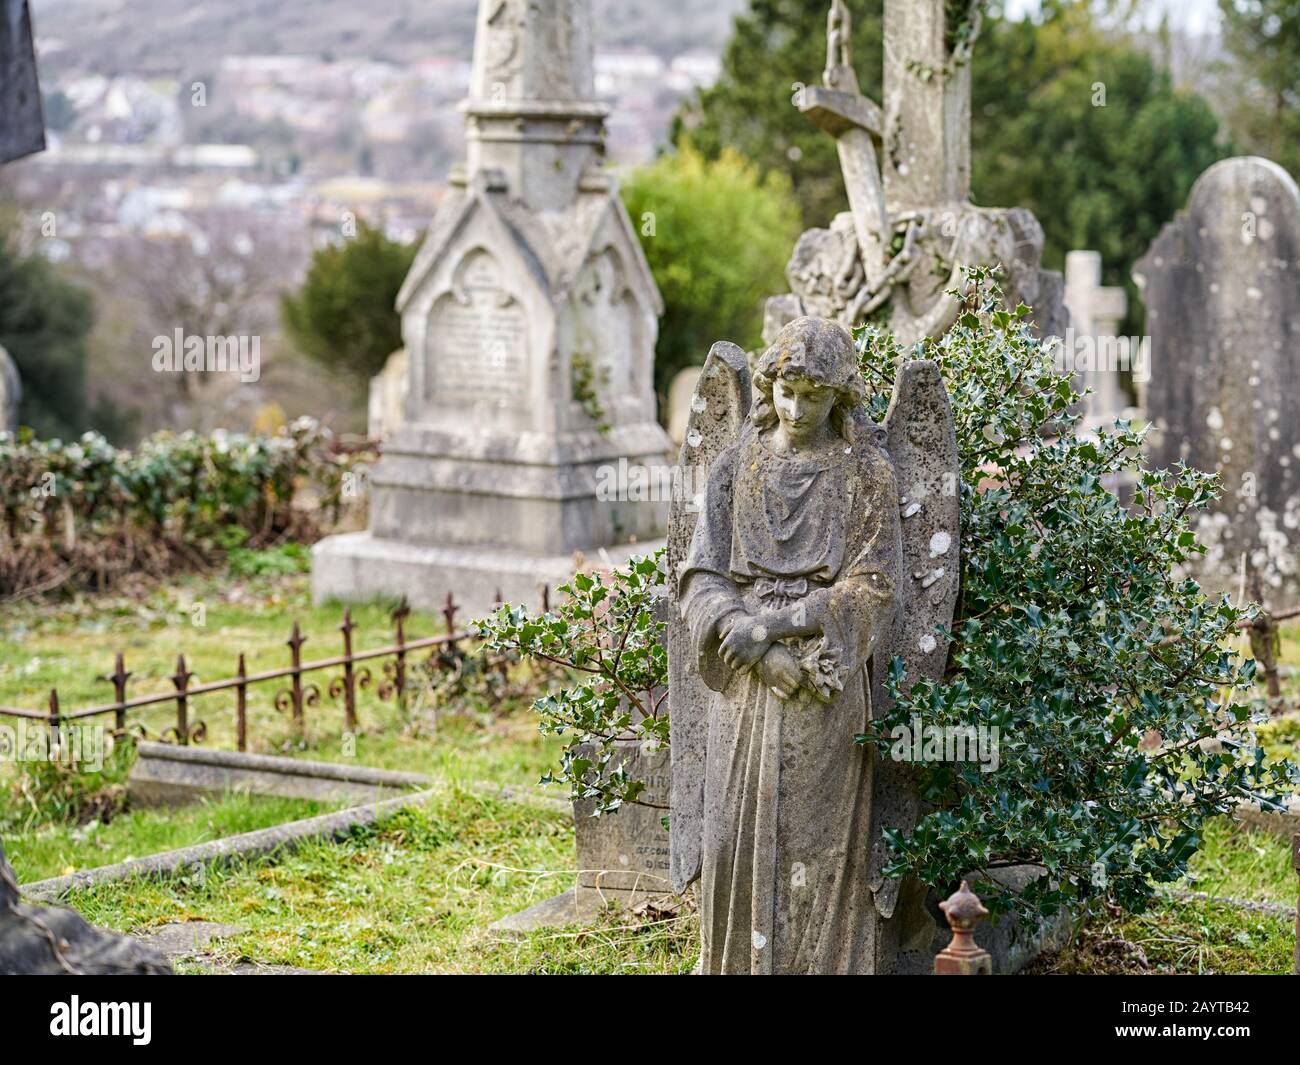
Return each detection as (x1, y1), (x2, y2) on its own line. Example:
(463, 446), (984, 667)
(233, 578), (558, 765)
(480, 269), (1298, 918)
(853, 269), (1297, 918)
(475, 556), (668, 813)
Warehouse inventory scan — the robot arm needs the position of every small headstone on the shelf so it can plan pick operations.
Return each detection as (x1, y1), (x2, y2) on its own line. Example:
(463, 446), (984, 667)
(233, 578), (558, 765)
(367, 347), (408, 441)
(573, 738), (672, 905)
(0, 343), (19, 434)
(665, 366), (701, 448)
(1134, 157), (1300, 595)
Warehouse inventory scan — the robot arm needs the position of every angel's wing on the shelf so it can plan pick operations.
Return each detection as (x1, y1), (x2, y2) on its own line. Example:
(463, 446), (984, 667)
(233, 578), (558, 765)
(666, 341), (751, 894)
(868, 359), (960, 916)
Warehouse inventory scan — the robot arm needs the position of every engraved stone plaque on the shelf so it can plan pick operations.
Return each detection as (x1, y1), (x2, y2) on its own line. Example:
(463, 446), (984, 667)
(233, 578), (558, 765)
(426, 250), (528, 406)
(574, 739), (672, 900)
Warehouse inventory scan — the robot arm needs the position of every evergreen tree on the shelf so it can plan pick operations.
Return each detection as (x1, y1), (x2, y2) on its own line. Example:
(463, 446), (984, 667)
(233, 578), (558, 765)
(0, 228), (95, 440)
(281, 222), (417, 384)
(1218, 0), (1300, 179)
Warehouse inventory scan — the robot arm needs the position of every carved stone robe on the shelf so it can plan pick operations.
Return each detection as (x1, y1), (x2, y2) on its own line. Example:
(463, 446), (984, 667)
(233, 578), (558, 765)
(679, 427), (902, 974)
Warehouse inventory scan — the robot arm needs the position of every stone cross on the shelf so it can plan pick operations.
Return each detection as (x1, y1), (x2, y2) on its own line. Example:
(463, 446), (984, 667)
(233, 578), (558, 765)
(774, 1), (1063, 348)
(801, 0), (890, 286)
(801, 0), (976, 247)
(881, 0), (973, 211)
(1064, 250), (1128, 426)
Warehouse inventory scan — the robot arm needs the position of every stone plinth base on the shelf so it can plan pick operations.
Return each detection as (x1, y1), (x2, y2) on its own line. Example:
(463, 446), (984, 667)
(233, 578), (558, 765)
(487, 883), (677, 939)
(311, 532), (664, 620)
(128, 741), (432, 807)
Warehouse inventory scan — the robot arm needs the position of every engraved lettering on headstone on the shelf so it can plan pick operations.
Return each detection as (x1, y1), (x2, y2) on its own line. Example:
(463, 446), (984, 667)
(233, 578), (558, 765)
(427, 251), (528, 404)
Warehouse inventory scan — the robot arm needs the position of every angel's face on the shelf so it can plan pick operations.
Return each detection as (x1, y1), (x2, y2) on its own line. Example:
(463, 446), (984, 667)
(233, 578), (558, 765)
(772, 374), (836, 446)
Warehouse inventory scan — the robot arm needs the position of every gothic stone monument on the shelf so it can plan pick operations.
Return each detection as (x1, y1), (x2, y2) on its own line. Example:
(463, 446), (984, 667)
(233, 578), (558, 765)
(313, 0), (670, 617)
(1134, 157), (1300, 596)
(765, 0), (1066, 346)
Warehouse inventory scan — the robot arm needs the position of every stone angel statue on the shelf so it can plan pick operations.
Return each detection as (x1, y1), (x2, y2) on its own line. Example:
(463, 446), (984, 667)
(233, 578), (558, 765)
(666, 315), (960, 975)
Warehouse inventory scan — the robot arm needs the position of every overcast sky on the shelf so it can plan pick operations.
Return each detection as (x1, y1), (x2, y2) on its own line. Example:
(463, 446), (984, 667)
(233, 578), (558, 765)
(1004, 0), (1222, 34)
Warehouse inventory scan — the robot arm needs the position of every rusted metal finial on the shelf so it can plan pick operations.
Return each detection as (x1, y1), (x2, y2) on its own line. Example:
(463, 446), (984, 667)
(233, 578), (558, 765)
(441, 591), (458, 637)
(935, 880), (993, 975)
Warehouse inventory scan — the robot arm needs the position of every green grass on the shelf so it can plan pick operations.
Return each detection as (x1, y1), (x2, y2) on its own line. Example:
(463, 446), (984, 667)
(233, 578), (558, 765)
(1034, 817), (1298, 975)
(5, 792), (347, 884)
(4, 561), (1297, 974)
(1030, 900), (1295, 975)
(52, 801), (1294, 975)
(1, 566), (563, 805)
(62, 788), (697, 975)
(1179, 817), (1297, 905)
(0, 568), (454, 750)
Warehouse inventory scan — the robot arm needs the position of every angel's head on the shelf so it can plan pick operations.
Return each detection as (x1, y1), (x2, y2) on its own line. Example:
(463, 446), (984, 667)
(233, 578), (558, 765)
(751, 316), (866, 445)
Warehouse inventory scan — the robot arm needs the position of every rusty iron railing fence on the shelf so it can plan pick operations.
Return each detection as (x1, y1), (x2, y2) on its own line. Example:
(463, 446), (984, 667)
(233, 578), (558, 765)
(0, 593), (496, 751)
(2, 584), (1297, 751)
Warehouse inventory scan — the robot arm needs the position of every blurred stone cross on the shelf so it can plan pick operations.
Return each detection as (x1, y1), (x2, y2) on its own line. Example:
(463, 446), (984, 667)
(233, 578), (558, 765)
(0, 0), (44, 164)
(1064, 250), (1129, 428)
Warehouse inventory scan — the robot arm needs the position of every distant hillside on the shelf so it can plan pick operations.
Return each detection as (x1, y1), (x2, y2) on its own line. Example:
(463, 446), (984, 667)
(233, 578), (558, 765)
(32, 0), (748, 74)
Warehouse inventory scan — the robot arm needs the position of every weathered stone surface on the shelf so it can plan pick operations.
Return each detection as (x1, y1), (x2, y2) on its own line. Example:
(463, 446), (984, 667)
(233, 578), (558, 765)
(666, 342), (750, 894)
(0, 841), (171, 974)
(866, 359), (960, 929)
(312, 0), (670, 610)
(0, 343), (19, 434)
(128, 741), (431, 807)
(0, 1), (45, 165)
(669, 316), (960, 973)
(487, 889), (580, 936)
(765, 0), (1064, 347)
(666, 365), (702, 448)
(22, 788), (442, 902)
(313, 531), (658, 619)
(133, 921), (247, 963)
(574, 739), (672, 904)
(1134, 157), (1300, 595)
(367, 347), (408, 441)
